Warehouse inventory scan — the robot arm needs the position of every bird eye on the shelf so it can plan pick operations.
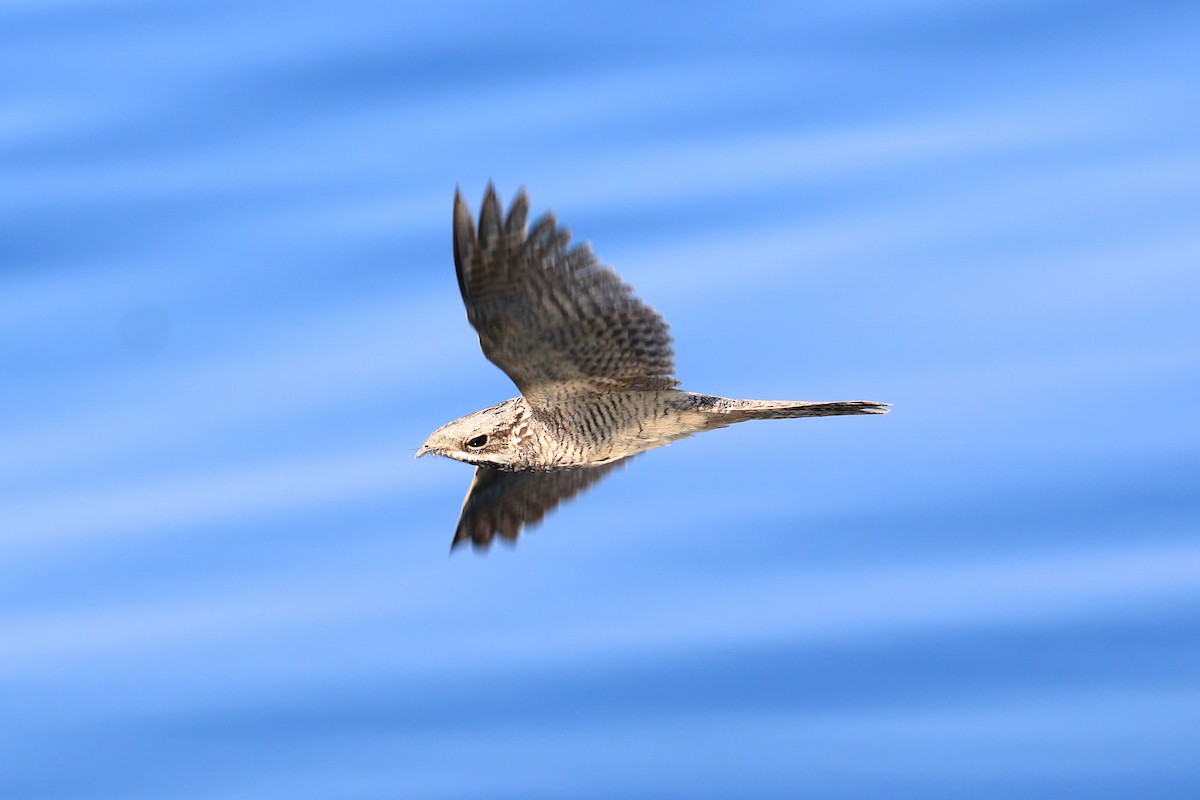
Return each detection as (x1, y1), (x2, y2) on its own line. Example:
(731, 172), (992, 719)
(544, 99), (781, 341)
(465, 434), (488, 449)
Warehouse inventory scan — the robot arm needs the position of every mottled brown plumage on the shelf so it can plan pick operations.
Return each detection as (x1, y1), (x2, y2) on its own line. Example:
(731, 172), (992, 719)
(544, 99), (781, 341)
(452, 186), (677, 404)
(453, 462), (624, 548)
(419, 186), (889, 550)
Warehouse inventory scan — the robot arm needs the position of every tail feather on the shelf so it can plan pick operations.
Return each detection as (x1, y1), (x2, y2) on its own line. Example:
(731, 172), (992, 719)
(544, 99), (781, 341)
(700, 397), (890, 427)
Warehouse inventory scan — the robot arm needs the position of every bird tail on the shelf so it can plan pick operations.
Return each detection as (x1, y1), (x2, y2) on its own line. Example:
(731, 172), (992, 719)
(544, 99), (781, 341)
(699, 396), (890, 428)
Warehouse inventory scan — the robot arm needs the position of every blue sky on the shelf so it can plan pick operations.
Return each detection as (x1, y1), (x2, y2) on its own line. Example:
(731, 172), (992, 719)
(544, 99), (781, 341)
(3, 1), (1199, 798)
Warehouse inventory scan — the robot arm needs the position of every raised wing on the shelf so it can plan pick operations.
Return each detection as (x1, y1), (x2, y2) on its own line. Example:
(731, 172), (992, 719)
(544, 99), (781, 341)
(452, 461), (624, 551)
(453, 186), (677, 407)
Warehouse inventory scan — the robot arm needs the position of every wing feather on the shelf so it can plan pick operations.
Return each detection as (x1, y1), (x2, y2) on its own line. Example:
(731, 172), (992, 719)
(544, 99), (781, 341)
(452, 462), (624, 550)
(453, 186), (677, 406)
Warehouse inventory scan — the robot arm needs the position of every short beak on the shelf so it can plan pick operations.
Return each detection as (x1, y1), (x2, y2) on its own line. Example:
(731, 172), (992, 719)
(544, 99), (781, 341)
(415, 444), (433, 459)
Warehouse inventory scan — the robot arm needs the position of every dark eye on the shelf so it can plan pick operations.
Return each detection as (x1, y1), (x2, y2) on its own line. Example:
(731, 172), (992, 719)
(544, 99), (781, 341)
(465, 434), (488, 449)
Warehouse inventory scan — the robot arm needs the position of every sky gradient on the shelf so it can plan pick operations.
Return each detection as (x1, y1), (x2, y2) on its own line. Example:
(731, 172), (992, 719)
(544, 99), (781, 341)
(3, 1), (1199, 798)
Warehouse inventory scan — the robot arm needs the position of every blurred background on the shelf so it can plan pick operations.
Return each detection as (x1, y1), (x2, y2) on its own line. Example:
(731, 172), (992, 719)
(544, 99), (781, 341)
(3, 1), (1199, 797)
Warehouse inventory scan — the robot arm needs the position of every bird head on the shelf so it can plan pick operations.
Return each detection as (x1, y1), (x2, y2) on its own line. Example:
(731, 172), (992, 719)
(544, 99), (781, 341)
(416, 399), (527, 470)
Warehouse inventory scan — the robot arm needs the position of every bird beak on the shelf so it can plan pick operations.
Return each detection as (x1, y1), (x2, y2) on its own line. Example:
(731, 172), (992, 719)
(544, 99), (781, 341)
(415, 444), (433, 459)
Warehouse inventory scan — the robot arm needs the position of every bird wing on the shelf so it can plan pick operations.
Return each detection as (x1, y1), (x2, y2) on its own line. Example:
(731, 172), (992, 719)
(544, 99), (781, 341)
(453, 186), (677, 408)
(452, 461), (624, 550)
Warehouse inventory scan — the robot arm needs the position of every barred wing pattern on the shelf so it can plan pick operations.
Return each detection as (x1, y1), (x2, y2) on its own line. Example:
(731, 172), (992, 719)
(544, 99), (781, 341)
(453, 186), (677, 406)
(453, 462), (625, 550)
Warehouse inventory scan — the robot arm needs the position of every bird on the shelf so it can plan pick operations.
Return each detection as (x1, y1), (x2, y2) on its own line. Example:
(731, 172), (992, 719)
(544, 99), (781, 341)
(418, 186), (889, 550)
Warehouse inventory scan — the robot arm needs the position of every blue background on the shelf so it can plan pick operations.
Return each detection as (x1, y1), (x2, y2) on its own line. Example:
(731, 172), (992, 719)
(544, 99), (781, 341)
(3, 1), (1199, 797)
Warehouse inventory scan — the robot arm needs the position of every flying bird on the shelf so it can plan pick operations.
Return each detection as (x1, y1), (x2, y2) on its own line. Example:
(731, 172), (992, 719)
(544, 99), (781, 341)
(418, 186), (888, 550)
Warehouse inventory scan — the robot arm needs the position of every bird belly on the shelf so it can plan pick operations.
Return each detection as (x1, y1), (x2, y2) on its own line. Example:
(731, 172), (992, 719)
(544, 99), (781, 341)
(564, 392), (708, 466)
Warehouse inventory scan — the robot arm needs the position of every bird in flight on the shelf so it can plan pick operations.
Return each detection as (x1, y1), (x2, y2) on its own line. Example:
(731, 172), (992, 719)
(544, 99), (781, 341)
(418, 186), (888, 550)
